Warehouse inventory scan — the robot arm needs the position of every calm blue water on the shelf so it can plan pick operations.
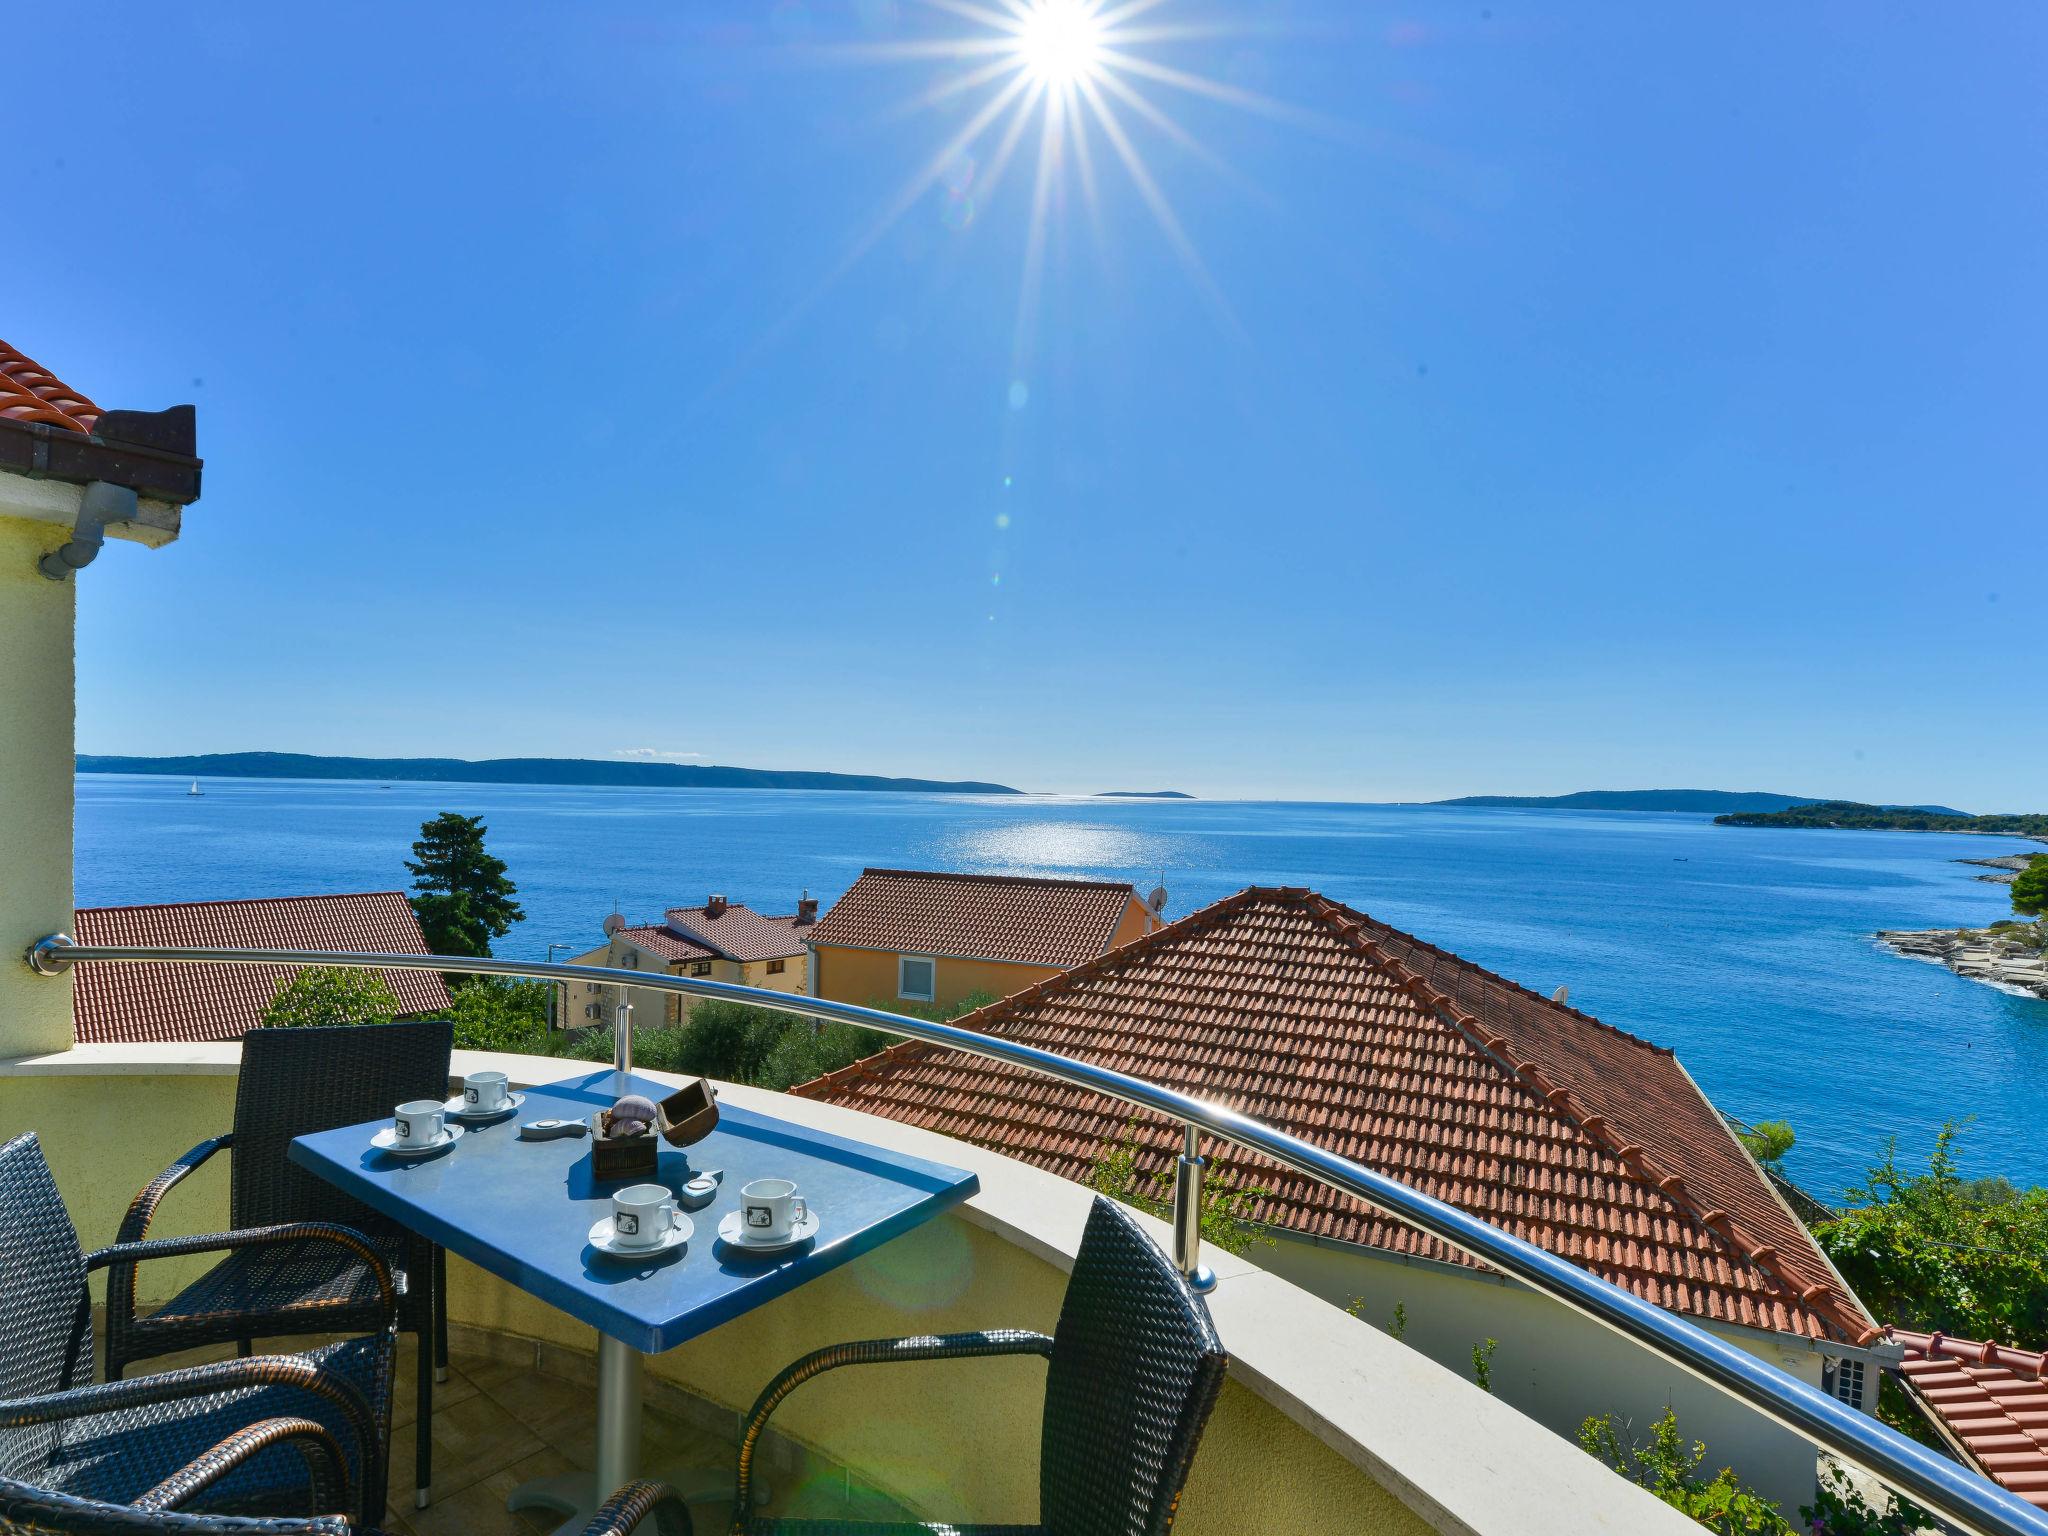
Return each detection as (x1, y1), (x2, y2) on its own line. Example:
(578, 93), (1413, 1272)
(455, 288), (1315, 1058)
(74, 774), (2048, 1198)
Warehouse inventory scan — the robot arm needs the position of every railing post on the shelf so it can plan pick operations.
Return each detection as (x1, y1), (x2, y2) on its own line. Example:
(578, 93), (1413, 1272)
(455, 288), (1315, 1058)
(613, 991), (633, 1081)
(1173, 1121), (1218, 1293)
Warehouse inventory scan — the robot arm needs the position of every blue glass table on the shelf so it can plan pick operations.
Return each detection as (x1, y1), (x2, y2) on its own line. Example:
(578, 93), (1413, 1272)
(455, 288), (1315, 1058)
(289, 1068), (978, 1526)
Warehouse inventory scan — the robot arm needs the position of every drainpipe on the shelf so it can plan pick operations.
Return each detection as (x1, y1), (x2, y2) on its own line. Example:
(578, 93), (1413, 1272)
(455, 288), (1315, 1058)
(37, 481), (136, 581)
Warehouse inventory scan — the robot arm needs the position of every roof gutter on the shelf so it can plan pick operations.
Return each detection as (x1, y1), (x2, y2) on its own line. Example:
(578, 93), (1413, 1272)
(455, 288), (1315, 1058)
(0, 405), (201, 503)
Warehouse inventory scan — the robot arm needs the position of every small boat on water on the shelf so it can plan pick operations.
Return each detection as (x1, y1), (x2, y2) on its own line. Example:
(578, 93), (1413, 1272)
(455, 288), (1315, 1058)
(186, 780), (203, 797)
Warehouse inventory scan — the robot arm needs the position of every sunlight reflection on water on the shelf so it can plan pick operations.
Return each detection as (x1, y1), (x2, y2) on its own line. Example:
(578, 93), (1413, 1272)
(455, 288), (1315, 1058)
(938, 819), (1183, 875)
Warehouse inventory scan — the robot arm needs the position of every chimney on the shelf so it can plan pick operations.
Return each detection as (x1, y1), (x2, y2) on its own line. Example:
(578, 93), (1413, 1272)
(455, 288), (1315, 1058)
(706, 894), (728, 919)
(796, 889), (819, 926)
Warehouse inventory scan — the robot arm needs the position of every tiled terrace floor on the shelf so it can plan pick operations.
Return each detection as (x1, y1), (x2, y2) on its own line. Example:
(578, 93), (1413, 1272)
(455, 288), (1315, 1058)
(122, 1332), (907, 1536)
(386, 1337), (914, 1536)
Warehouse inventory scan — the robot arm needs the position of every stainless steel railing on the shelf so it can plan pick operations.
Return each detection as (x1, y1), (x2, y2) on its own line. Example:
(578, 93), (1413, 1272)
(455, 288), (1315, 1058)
(25, 935), (2048, 1536)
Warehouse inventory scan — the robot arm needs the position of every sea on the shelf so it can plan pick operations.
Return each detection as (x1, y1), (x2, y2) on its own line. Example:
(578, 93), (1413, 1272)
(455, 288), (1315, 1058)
(74, 773), (2048, 1199)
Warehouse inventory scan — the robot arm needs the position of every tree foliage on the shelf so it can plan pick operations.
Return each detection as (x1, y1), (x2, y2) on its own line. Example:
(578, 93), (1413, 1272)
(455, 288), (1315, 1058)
(1737, 1119), (1796, 1168)
(263, 967), (399, 1029)
(1815, 1122), (2048, 1344)
(2013, 856), (2048, 919)
(405, 812), (524, 958)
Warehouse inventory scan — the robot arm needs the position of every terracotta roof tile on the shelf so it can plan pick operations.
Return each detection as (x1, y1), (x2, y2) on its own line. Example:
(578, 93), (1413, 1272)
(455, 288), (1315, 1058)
(804, 868), (1139, 969)
(796, 885), (1876, 1345)
(72, 892), (451, 1044)
(617, 925), (718, 965)
(1893, 1330), (2048, 1507)
(1, 339), (101, 434)
(662, 905), (807, 962)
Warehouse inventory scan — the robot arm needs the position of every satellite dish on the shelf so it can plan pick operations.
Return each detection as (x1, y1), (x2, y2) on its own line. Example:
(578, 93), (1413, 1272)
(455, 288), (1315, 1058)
(1551, 984), (1569, 1005)
(602, 913), (626, 937)
(1147, 885), (1169, 916)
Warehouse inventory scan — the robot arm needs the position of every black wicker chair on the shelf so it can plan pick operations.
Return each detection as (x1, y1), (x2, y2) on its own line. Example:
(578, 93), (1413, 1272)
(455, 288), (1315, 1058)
(102, 1022), (453, 1510)
(0, 1472), (695, 1536)
(0, 1132), (393, 1525)
(730, 1196), (1228, 1536)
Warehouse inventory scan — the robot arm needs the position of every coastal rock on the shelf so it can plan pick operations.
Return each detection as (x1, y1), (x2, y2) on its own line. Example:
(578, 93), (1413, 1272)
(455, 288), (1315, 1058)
(1957, 855), (2034, 885)
(1877, 925), (2048, 1001)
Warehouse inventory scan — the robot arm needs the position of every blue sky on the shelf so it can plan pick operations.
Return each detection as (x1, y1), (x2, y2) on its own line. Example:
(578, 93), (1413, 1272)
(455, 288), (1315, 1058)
(12, 4), (2044, 804)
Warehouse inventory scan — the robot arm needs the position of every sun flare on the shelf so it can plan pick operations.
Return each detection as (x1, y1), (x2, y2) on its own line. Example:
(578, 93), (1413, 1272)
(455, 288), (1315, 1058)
(1015, 0), (1104, 85)
(797, 0), (1324, 355)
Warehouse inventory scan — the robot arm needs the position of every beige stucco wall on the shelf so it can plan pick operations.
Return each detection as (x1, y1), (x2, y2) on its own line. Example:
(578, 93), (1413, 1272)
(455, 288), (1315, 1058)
(0, 514), (78, 1059)
(1262, 1233), (1831, 1515)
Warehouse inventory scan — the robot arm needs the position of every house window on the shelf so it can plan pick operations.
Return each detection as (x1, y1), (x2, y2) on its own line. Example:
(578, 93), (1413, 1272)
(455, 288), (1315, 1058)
(691, 960), (712, 978)
(766, 958), (786, 975)
(1825, 1356), (1866, 1408)
(899, 955), (936, 1002)
(665, 995), (681, 1025)
(622, 952), (638, 969)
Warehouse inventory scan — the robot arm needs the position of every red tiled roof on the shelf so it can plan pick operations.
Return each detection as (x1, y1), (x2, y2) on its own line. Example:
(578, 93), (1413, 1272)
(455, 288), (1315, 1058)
(797, 886), (1877, 1345)
(617, 925), (718, 965)
(804, 868), (1140, 970)
(72, 893), (451, 1044)
(1893, 1330), (2048, 1508)
(663, 905), (806, 962)
(1, 339), (101, 434)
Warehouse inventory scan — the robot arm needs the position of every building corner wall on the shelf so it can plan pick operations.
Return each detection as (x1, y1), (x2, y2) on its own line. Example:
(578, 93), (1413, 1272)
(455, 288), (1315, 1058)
(0, 516), (77, 1057)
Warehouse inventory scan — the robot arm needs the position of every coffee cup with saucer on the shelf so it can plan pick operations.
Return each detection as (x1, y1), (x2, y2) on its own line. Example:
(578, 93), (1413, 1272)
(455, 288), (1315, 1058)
(590, 1183), (691, 1259)
(447, 1071), (524, 1121)
(372, 1100), (462, 1157)
(718, 1178), (821, 1252)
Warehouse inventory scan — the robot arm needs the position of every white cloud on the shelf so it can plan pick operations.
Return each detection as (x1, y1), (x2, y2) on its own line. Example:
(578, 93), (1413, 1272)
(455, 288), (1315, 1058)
(617, 747), (705, 761)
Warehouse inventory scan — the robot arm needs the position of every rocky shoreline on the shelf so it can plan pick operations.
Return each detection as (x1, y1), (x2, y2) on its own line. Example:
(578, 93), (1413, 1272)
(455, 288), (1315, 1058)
(1877, 925), (2048, 1000)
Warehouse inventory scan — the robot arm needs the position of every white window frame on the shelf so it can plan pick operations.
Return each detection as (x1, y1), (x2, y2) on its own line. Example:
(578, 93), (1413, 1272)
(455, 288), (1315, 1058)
(898, 954), (937, 1003)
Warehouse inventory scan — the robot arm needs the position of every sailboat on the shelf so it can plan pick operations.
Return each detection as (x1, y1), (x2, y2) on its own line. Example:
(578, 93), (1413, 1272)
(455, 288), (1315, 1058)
(186, 780), (203, 797)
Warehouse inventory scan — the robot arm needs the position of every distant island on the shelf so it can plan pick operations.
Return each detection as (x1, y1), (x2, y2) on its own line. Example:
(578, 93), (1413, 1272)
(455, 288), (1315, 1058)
(1096, 790), (1194, 799)
(1428, 789), (1969, 816)
(1715, 801), (2048, 840)
(77, 752), (1023, 797)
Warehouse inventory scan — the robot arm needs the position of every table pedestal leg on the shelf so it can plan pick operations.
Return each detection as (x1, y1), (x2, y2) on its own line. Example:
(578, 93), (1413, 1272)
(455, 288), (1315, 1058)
(507, 1333), (645, 1536)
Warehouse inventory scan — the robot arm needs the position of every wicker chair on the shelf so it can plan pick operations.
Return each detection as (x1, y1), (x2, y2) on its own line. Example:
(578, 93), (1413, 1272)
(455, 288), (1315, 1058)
(0, 1473), (695, 1536)
(102, 1023), (453, 1510)
(730, 1196), (1228, 1536)
(0, 1132), (393, 1524)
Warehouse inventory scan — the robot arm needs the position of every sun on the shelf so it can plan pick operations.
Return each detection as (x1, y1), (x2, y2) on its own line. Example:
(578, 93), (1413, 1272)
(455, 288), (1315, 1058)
(1015, 0), (1104, 85)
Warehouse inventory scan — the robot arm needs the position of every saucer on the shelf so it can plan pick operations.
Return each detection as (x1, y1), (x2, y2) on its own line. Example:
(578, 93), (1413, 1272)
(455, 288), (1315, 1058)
(446, 1092), (524, 1122)
(370, 1124), (464, 1158)
(588, 1214), (692, 1260)
(717, 1209), (820, 1254)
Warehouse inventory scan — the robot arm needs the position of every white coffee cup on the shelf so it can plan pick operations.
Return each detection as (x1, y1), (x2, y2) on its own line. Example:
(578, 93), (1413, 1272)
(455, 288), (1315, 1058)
(394, 1099), (445, 1149)
(612, 1183), (678, 1249)
(740, 1178), (807, 1241)
(462, 1070), (510, 1111)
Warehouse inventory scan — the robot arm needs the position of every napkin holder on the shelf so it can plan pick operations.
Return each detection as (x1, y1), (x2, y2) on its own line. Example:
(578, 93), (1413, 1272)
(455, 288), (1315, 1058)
(588, 1080), (718, 1180)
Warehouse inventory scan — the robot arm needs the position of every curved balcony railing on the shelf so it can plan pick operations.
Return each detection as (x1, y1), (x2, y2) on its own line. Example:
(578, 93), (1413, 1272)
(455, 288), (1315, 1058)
(24, 935), (2048, 1536)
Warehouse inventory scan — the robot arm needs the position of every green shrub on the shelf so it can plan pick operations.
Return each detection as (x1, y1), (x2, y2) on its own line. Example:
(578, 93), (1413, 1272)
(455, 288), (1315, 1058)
(1815, 1122), (2048, 1343)
(263, 968), (399, 1029)
(446, 976), (556, 1053)
(1578, 1410), (1783, 1534)
(1086, 1121), (1273, 1257)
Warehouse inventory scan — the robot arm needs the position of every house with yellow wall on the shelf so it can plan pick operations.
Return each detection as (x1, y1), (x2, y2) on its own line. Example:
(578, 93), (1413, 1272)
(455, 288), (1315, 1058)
(0, 340), (202, 1062)
(562, 893), (813, 1032)
(805, 868), (1161, 1014)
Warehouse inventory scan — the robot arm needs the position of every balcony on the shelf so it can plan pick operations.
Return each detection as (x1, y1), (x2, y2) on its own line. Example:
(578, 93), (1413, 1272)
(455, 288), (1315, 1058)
(0, 1039), (1703, 1536)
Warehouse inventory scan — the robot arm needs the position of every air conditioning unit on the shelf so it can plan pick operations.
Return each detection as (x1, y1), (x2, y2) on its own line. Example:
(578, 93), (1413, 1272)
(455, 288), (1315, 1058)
(585, 1003), (608, 1021)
